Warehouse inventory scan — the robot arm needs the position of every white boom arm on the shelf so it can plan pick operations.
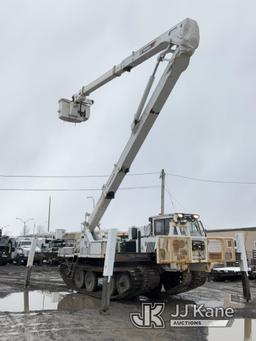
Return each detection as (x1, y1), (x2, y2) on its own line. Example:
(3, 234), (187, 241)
(58, 18), (199, 238)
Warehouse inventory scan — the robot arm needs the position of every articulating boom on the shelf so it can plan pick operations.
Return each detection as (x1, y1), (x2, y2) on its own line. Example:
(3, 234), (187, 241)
(58, 18), (199, 239)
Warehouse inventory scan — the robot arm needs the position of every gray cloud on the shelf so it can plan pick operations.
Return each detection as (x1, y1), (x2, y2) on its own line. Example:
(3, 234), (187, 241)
(0, 0), (255, 235)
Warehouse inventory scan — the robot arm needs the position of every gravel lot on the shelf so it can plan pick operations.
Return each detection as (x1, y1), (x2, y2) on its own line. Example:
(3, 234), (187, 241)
(0, 265), (255, 340)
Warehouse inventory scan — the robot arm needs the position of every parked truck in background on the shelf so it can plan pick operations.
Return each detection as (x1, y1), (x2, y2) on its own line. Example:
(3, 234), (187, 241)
(14, 237), (42, 265)
(0, 235), (15, 265)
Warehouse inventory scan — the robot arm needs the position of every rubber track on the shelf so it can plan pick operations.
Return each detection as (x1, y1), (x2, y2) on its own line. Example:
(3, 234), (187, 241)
(165, 272), (192, 295)
(60, 263), (207, 298)
(165, 271), (208, 295)
(59, 263), (150, 300)
(185, 271), (208, 291)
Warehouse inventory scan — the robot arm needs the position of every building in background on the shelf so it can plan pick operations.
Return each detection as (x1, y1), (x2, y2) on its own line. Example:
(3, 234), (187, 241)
(207, 227), (256, 264)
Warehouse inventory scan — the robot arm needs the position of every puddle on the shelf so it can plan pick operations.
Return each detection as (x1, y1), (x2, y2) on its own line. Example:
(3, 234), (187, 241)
(0, 290), (69, 312)
(0, 290), (100, 313)
(0, 290), (255, 341)
(208, 319), (255, 341)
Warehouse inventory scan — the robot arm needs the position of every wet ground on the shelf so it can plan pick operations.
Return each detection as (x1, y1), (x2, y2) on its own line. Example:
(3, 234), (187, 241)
(0, 265), (255, 340)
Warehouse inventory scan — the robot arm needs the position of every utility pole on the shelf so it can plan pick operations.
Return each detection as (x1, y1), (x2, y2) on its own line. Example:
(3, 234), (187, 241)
(160, 169), (166, 215)
(16, 218), (34, 236)
(47, 196), (51, 233)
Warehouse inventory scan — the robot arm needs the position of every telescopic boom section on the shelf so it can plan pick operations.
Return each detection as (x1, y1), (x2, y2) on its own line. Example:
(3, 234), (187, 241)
(58, 18), (199, 237)
(72, 18), (199, 101)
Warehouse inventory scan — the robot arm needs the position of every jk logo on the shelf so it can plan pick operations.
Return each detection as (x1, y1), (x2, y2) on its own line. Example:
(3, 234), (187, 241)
(130, 303), (165, 328)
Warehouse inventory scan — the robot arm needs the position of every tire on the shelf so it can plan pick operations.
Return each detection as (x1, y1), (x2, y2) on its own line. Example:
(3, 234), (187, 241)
(116, 272), (131, 295)
(84, 271), (98, 292)
(16, 258), (22, 266)
(74, 268), (85, 289)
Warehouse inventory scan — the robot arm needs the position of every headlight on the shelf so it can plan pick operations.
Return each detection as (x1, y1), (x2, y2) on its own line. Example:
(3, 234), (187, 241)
(192, 240), (205, 251)
(193, 214), (200, 219)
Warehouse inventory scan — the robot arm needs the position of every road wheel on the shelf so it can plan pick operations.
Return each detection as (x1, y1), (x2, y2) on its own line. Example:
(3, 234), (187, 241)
(116, 272), (131, 295)
(84, 271), (98, 292)
(74, 268), (85, 289)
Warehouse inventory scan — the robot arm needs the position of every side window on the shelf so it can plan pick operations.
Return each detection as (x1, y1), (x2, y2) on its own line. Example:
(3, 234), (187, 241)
(164, 219), (171, 235)
(154, 220), (165, 235)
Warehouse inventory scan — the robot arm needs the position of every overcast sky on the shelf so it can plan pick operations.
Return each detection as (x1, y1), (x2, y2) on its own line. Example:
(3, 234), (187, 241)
(1, 0), (256, 236)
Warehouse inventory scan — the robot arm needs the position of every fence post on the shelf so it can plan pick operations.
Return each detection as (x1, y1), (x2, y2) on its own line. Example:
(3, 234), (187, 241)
(235, 233), (251, 302)
(24, 237), (37, 288)
(100, 229), (117, 313)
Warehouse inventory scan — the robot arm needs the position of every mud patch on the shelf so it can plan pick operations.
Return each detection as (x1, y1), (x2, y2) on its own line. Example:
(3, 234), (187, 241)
(0, 290), (105, 313)
(0, 265), (256, 340)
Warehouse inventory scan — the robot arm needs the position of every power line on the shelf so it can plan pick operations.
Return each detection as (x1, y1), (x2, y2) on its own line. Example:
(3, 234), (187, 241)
(0, 169), (255, 185)
(0, 174), (107, 178)
(165, 186), (187, 211)
(165, 187), (175, 211)
(0, 171), (159, 179)
(0, 185), (160, 192)
(166, 172), (256, 185)
(128, 172), (159, 176)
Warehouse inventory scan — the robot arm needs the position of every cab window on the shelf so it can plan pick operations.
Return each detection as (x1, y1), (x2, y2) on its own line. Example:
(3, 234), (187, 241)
(154, 219), (169, 235)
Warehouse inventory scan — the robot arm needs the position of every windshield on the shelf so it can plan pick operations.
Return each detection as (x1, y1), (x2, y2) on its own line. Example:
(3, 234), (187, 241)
(178, 220), (202, 237)
(153, 216), (205, 237)
(187, 221), (201, 236)
(49, 241), (65, 248)
(0, 239), (9, 246)
(19, 241), (31, 246)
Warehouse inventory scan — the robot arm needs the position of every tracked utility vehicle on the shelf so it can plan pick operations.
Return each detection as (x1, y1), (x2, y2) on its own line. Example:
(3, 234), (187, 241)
(57, 18), (235, 299)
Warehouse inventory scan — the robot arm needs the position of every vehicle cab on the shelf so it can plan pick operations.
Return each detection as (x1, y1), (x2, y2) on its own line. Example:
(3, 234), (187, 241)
(150, 213), (206, 238)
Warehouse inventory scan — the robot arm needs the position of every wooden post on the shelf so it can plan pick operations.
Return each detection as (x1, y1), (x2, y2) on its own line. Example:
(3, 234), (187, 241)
(236, 233), (251, 302)
(24, 289), (29, 313)
(24, 237), (37, 288)
(244, 319), (252, 341)
(101, 278), (112, 312)
(100, 229), (117, 313)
